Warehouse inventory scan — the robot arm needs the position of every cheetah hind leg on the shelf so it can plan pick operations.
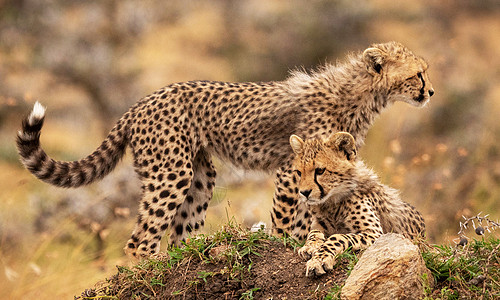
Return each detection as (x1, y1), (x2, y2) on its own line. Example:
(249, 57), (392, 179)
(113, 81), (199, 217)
(124, 153), (194, 259)
(168, 149), (216, 246)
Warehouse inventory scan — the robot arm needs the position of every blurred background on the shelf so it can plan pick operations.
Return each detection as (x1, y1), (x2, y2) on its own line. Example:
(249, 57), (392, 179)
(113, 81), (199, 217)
(1, 0), (499, 298)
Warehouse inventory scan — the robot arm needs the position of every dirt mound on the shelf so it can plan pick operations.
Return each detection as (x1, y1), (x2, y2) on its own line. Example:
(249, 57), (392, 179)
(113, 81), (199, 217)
(77, 225), (354, 299)
(77, 223), (500, 299)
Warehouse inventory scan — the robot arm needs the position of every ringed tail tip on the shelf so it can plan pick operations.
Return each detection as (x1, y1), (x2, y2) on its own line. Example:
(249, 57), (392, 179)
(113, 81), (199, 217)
(29, 101), (46, 126)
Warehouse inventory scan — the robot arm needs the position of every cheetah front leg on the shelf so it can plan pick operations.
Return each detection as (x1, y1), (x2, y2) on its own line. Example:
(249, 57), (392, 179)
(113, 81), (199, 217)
(304, 231), (380, 276)
(271, 167), (312, 240)
(168, 149), (216, 245)
(305, 201), (383, 276)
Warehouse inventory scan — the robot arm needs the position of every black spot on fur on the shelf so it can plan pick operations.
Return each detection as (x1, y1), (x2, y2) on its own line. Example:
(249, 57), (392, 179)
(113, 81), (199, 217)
(176, 179), (189, 189)
(175, 224), (183, 235)
(167, 202), (176, 210)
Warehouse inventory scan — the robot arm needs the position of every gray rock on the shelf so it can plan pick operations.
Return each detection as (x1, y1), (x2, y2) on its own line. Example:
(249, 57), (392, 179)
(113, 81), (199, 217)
(341, 233), (432, 300)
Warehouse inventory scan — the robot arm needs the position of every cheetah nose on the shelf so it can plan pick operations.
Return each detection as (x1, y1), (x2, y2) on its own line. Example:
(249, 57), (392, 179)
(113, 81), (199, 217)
(300, 189), (312, 198)
(429, 89), (434, 97)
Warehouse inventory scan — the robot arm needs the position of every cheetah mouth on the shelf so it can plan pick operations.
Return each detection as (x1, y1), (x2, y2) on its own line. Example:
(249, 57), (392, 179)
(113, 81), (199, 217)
(414, 93), (425, 103)
(305, 198), (326, 206)
(411, 93), (429, 107)
(300, 196), (323, 206)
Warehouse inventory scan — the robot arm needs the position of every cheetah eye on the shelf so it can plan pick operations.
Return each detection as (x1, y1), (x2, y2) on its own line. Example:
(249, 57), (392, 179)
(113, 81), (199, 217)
(315, 168), (326, 175)
(407, 73), (420, 81)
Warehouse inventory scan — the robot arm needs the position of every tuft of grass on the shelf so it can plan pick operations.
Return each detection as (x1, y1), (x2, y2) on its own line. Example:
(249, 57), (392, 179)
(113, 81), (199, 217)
(334, 247), (359, 276)
(240, 287), (261, 300)
(323, 284), (343, 300)
(421, 237), (500, 299)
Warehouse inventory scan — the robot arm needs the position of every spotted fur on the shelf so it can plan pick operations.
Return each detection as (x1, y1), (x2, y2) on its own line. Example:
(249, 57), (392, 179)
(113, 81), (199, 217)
(16, 42), (433, 259)
(290, 132), (426, 276)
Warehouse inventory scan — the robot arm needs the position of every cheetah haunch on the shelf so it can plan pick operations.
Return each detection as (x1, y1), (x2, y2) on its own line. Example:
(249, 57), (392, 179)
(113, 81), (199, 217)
(17, 42), (433, 259)
(289, 132), (426, 277)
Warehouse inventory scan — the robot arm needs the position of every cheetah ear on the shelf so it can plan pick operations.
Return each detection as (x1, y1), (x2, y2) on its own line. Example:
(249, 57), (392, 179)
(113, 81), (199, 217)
(290, 135), (305, 155)
(328, 132), (357, 161)
(363, 47), (385, 75)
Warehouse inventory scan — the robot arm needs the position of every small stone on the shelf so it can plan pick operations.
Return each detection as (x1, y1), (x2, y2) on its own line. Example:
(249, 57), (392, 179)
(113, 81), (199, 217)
(469, 275), (486, 286)
(208, 244), (232, 261)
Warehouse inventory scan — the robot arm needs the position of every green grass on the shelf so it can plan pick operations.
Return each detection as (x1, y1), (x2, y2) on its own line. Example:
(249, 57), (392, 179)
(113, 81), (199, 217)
(322, 284), (343, 300)
(240, 287), (261, 300)
(421, 237), (500, 299)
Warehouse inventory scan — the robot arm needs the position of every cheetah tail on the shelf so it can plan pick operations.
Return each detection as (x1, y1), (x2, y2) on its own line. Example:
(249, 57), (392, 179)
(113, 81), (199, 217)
(16, 102), (129, 188)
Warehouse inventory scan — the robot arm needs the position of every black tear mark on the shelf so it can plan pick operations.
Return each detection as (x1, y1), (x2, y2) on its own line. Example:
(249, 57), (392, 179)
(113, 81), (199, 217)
(418, 72), (425, 94)
(314, 172), (325, 199)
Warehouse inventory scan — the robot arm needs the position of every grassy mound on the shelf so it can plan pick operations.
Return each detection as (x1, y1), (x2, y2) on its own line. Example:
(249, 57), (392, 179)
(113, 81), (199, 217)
(76, 222), (499, 299)
(76, 221), (356, 299)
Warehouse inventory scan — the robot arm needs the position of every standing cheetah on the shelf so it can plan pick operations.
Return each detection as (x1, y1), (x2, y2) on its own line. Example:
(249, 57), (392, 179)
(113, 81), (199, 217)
(16, 42), (433, 258)
(289, 132), (426, 276)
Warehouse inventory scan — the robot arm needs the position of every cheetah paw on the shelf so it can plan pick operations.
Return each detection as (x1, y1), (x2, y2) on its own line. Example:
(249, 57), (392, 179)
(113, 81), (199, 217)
(123, 241), (158, 260)
(298, 241), (322, 260)
(298, 231), (325, 259)
(305, 253), (336, 277)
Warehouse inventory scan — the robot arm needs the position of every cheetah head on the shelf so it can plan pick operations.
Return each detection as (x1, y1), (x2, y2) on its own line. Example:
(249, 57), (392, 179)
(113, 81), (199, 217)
(363, 41), (434, 107)
(290, 132), (358, 206)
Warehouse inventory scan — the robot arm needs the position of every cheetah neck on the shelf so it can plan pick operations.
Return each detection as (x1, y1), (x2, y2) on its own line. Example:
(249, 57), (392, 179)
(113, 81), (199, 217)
(321, 61), (391, 146)
(285, 54), (391, 147)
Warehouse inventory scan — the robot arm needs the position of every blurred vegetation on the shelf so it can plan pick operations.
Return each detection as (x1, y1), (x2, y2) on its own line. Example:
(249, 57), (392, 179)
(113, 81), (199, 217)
(1, 0), (499, 299)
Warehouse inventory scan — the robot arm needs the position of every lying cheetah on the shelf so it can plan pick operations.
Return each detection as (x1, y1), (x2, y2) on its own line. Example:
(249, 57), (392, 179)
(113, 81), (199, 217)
(17, 42), (433, 258)
(289, 132), (426, 276)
